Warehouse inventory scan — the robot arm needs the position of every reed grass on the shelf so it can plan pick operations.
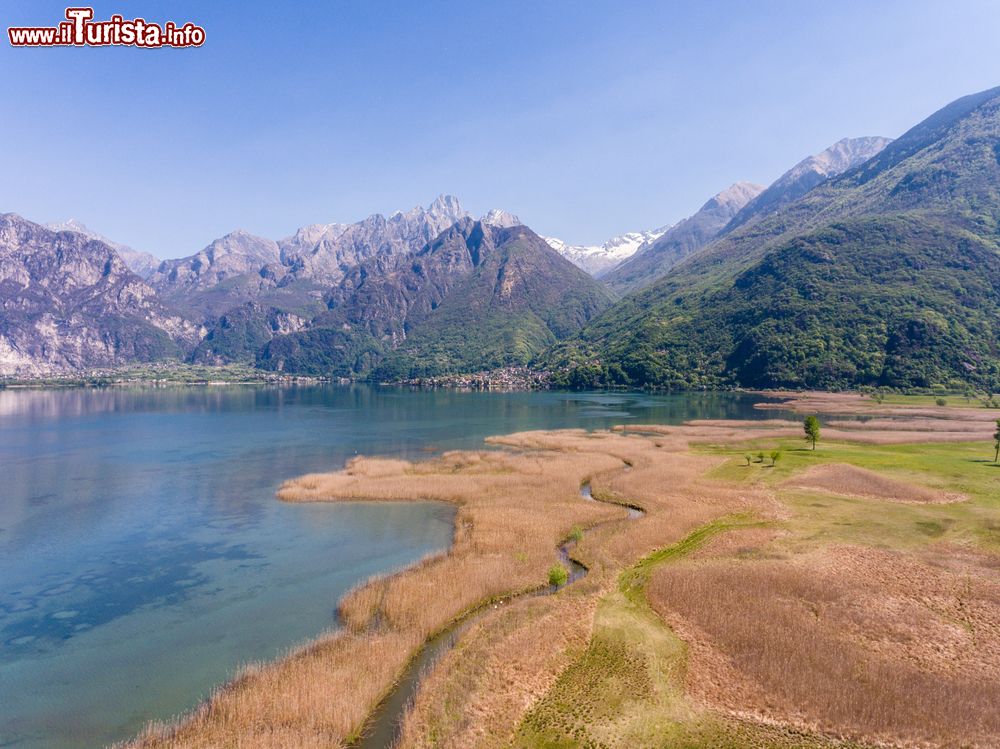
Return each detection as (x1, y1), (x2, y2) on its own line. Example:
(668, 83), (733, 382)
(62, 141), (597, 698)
(647, 544), (1000, 748)
(127, 400), (1000, 749)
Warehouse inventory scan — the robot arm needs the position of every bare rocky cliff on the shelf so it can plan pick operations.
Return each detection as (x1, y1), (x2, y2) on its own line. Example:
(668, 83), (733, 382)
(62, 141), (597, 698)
(0, 214), (202, 376)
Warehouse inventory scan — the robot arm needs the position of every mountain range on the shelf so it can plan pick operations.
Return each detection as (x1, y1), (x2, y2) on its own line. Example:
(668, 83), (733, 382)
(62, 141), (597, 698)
(551, 87), (1000, 391)
(602, 181), (767, 293)
(2, 198), (610, 377)
(257, 219), (611, 378)
(4, 85), (999, 392)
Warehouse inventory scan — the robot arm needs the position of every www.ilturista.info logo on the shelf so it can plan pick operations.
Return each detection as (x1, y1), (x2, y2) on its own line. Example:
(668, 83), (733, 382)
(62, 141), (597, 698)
(8, 7), (205, 48)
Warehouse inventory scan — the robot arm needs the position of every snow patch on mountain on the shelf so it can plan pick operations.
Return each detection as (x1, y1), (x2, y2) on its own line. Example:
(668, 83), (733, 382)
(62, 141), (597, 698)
(544, 227), (670, 276)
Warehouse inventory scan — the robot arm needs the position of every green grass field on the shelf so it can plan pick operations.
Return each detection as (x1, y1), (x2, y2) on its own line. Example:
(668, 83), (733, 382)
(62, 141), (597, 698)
(705, 437), (1000, 553)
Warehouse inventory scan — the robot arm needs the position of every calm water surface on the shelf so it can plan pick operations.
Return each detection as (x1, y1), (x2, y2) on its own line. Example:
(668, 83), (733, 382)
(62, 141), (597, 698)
(0, 385), (779, 748)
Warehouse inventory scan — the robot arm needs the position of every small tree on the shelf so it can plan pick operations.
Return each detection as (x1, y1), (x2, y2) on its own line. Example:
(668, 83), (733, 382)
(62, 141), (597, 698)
(803, 415), (821, 451)
(936, 398), (947, 407)
(548, 564), (569, 587)
(744, 453), (753, 466)
(994, 419), (1000, 463)
(756, 451), (765, 463)
(770, 449), (781, 466)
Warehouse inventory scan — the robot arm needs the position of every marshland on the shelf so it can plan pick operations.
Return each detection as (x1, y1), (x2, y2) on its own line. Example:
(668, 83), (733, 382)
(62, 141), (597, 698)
(122, 389), (1000, 749)
(0, 385), (777, 748)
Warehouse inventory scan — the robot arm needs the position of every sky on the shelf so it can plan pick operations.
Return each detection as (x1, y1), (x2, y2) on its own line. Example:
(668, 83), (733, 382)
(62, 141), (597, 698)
(3, 0), (1000, 259)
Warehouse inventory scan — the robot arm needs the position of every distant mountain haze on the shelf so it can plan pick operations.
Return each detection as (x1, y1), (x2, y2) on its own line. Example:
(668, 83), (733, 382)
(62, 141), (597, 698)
(544, 227), (670, 277)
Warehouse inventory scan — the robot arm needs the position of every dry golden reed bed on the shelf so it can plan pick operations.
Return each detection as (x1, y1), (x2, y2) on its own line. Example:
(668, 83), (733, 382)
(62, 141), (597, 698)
(757, 390), (1000, 422)
(127, 428), (768, 749)
(648, 544), (1000, 748)
(396, 430), (772, 749)
(127, 393), (1000, 749)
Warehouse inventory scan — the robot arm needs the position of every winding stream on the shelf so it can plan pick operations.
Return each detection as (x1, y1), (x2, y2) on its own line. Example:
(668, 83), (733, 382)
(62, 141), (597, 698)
(351, 475), (644, 749)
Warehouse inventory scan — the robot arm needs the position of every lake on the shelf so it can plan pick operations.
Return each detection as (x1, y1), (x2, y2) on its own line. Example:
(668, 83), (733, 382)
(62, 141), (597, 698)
(0, 385), (778, 748)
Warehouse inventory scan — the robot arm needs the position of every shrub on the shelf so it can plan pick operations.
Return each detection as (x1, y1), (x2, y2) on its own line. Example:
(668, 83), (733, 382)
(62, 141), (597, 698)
(569, 525), (584, 542)
(548, 564), (569, 587)
(936, 398), (947, 406)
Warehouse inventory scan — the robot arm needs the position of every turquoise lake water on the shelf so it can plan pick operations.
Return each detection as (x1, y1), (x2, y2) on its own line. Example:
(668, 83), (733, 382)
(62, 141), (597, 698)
(0, 385), (779, 748)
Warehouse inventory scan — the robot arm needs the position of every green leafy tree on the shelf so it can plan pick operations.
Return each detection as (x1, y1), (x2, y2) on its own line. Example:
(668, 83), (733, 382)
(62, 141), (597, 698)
(744, 453), (753, 466)
(994, 419), (1000, 463)
(804, 415), (821, 451)
(770, 449), (781, 466)
(756, 451), (765, 463)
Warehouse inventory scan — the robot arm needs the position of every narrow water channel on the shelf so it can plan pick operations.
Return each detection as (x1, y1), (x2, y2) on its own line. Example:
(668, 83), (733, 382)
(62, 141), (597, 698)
(352, 475), (644, 749)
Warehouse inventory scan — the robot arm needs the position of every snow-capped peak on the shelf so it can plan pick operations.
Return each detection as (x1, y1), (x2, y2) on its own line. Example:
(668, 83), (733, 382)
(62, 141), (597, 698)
(545, 226), (670, 277)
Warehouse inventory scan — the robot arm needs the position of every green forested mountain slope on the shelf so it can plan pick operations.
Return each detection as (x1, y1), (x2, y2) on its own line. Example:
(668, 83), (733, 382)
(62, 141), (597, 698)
(548, 86), (1000, 391)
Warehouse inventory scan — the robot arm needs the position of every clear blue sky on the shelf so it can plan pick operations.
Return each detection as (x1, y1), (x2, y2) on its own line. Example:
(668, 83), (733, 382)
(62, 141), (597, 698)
(3, 0), (1000, 258)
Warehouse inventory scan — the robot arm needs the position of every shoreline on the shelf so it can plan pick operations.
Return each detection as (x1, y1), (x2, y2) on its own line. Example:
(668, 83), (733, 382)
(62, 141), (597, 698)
(123, 427), (762, 748)
(125, 395), (1000, 749)
(7, 360), (997, 404)
(127, 430), (632, 748)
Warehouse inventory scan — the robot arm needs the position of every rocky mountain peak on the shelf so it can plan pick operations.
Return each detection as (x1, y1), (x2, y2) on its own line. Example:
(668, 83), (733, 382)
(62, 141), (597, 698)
(0, 213), (200, 375)
(481, 208), (522, 228)
(724, 136), (893, 232)
(45, 218), (161, 279)
(707, 182), (767, 212)
(427, 194), (466, 221)
(807, 136), (894, 175)
(202, 230), (281, 264)
(150, 230), (281, 309)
